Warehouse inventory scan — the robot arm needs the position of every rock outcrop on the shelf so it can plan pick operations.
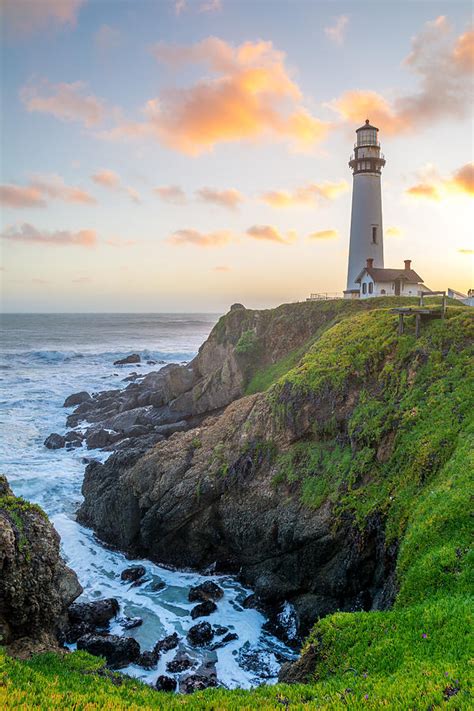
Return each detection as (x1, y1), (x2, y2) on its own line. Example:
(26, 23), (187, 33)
(0, 476), (83, 656)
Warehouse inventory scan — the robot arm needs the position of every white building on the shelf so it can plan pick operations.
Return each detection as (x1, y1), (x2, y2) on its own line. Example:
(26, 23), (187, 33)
(355, 258), (430, 299)
(344, 120), (385, 298)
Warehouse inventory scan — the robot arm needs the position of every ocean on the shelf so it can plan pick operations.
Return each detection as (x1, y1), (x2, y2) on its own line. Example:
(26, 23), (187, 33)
(0, 313), (294, 688)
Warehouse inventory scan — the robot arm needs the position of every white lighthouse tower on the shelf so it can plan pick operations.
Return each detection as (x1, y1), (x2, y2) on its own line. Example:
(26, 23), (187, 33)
(344, 120), (386, 298)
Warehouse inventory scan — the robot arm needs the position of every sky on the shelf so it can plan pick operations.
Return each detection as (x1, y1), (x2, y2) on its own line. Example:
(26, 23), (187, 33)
(0, 0), (473, 313)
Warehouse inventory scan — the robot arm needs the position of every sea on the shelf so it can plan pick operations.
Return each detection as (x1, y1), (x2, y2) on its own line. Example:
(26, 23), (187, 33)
(0, 313), (295, 689)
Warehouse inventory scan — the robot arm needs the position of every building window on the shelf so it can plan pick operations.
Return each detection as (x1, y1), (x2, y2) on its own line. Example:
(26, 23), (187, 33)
(372, 226), (377, 244)
(368, 282), (373, 294)
(362, 283), (367, 294)
(381, 289), (386, 295)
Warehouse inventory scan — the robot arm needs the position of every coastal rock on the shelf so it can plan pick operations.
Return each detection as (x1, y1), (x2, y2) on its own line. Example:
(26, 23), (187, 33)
(179, 660), (218, 694)
(118, 616), (143, 630)
(113, 354), (141, 366)
(63, 391), (92, 408)
(137, 649), (159, 669)
(44, 433), (66, 450)
(0, 475), (82, 653)
(120, 565), (146, 583)
(155, 675), (177, 692)
(154, 631), (179, 653)
(190, 600), (217, 619)
(85, 428), (122, 450)
(187, 622), (214, 646)
(76, 633), (140, 668)
(188, 581), (224, 603)
(64, 431), (85, 448)
(210, 632), (238, 650)
(68, 598), (119, 628)
(166, 652), (194, 673)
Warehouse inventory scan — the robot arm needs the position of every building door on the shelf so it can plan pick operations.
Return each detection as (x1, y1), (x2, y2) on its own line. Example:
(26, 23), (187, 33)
(394, 280), (401, 296)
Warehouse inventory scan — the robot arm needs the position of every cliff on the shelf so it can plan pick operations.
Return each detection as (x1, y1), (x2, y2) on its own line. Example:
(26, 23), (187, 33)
(2, 298), (472, 708)
(0, 476), (82, 657)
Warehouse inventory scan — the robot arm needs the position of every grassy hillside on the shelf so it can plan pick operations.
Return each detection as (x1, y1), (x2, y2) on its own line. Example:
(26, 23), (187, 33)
(1, 301), (473, 709)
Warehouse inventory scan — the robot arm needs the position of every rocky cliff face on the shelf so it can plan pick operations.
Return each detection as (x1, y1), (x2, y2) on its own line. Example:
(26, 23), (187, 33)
(0, 476), (82, 657)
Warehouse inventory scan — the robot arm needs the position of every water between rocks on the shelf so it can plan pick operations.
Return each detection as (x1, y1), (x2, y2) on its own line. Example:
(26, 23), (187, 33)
(0, 313), (296, 689)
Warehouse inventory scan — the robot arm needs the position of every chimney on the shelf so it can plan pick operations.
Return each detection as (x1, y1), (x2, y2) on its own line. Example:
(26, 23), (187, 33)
(366, 258), (374, 268)
(404, 259), (412, 271)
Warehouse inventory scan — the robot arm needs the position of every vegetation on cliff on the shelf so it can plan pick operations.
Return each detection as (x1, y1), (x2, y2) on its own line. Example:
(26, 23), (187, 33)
(1, 299), (472, 708)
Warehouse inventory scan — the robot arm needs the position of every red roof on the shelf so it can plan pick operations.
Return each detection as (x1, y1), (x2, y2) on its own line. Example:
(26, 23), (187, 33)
(355, 267), (424, 284)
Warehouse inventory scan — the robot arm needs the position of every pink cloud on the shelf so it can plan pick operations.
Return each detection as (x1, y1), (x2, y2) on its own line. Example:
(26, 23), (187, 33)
(307, 229), (338, 240)
(406, 162), (474, 201)
(104, 37), (329, 154)
(199, 0), (222, 13)
(324, 16), (349, 46)
(260, 180), (348, 208)
(168, 229), (233, 246)
(246, 225), (294, 244)
(92, 169), (120, 188)
(0, 185), (46, 208)
(330, 17), (473, 135)
(1, 223), (97, 247)
(2, 0), (84, 37)
(21, 80), (104, 127)
(196, 187), (244, 210)
(213, 265), (231, 271)
(154, 185), (187, 204)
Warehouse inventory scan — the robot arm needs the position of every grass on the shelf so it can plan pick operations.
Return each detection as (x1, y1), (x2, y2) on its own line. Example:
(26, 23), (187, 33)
(1, 300), (473, 709)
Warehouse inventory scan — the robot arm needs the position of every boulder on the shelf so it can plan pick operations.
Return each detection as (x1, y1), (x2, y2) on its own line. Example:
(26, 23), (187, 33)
(155, 421), (189, 437)
(120, 565), (146, 583)
(68, 598), (119, 628)
(188, 581), (224, 603)
(166, 652), (194, 673)
(85, 428), (121, 450)
(213, 625), (228, 636)
(150, 580), (166, 592)
(114, 354), (141, 366)
(64, 431), (84, 448)
(186, 622), (214, 647)
(76, 633), (140, 669)
(154, 632), (179, 653)
(63, 392), (92, 408)
(179, 660), (218, 694)
(137, 649), (159, 669)
(190, 600), (217, 619)
(210, 632), (238, 650)
(119, 616), (143, 630)
(44, 433), (66, 450)
(155, 675), (177, 692)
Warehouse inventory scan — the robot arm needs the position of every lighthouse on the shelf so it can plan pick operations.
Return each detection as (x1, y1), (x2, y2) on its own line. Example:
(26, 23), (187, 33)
(344, 120), (386, 298)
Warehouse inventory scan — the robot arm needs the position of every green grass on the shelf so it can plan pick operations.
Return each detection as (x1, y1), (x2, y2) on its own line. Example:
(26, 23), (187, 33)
(1, 301), (473, 709)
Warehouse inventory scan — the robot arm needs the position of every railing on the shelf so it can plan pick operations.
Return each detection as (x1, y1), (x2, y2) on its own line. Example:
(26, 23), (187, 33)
(307, 293), (342, 301)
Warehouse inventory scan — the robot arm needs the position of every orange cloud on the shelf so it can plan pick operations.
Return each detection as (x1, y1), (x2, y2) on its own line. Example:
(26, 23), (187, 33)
(260, 180), (348, 208)
(0, 185), (46, 208)
(406, 163), (474, 201)
(21, 80), (104, 127)
(307, 229), (338, 240)
(325, 15), (349, 45)
(196, 187), (244, 210)
(330, 17), (473, 135)
(105, 37), (329, 154)
(1, 176), (96, 208)
(386, 226), (403, 237)
(1, 223), (97, 247)
(2, 0), (84, 36)
(168, 229), (233, 246)
(154, 185), (187, 204)
(126, 187), (141, 204)
(246, 225), (294, 244)
(92, 169), (120, 188)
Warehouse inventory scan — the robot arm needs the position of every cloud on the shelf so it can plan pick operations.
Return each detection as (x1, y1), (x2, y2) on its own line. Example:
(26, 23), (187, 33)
(20, 80), (104, 127)
(386, 226), (403, 237)
(30, 174), (96, 204)
(2, 0), (84, 37)
(174, 0), (186, 15)
(72, 276), (92, 283)
(406, 163), (474, 201)
(92, 169), (120, 188)
(92, 169), (140, 203)
(1, 223), (97, 247)
(153, 185), (187, 204)
(168, 228), (233, 246)
(94, 24), (121, 51)
(196, 187), (244, 210)
(246, 225), (294, 244)
(325, 16), (349, 45)
(213, 265), (231, 271)
(329, 17), (473, 135)
(199, 0), (222, 12)
(105, 37), (329, 154)
(458, 248), (474, 255)
(260, 180), (348, 207)
(1, 175), (96, 208)
(307, 229), (338, 240)
(0, 185), (46, 208)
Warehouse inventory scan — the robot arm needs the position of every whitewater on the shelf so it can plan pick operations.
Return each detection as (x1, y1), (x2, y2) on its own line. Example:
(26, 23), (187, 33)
(0, 313), (295, 689)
